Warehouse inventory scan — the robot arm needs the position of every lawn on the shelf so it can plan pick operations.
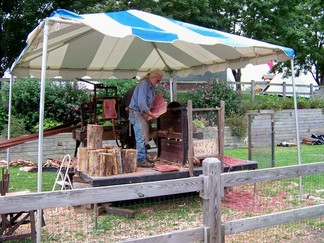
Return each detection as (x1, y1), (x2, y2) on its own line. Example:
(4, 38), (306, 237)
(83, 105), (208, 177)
(4, 144), (323, 193)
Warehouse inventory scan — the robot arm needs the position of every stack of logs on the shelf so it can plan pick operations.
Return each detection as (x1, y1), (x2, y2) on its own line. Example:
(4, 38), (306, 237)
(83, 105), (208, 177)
(77, 125), (137, 176)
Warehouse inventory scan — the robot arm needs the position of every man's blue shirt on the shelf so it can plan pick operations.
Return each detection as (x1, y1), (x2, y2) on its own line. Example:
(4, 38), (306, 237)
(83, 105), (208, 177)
(129, 79), (155, 112)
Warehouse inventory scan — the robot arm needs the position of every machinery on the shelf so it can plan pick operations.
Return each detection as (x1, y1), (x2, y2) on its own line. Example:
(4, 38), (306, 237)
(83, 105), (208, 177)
(72, 80), (145, 156)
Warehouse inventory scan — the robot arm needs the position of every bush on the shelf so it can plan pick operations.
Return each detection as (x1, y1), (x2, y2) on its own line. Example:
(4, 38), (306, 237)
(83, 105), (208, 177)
(0, 78), (89, 134)
(155, 81), (170, 102)
(1, 115), (29, 138)
(44, 80), (89, 124)
(226, 113), (248, 138)
(0, 106), (7, 132)
(33, 118), (62, 132)
(99, 78), (138, 98)
(241, 94), (324, 111)
(188, 80), (243, 116)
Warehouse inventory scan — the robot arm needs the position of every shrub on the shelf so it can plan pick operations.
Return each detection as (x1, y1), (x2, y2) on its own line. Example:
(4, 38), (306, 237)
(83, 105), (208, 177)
(0, 78), (89, 134)
(155, 81), (170, 102)
(33, 118), (62, 132)
(188, 80), (242, 116)
(45, 80), (89, 124)
(226, 113), (248, 138)
(297, 98), (311, 109)
(99, 78), (138, 98)
(309, 96), (324, 108)
(0, 106), (7, 132)
(1, 115), (29, 138)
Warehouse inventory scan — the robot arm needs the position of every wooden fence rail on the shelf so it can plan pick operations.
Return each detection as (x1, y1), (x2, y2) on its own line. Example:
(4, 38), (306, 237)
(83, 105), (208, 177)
(1, 160), (324, 242)
(227, 80), (316, 99)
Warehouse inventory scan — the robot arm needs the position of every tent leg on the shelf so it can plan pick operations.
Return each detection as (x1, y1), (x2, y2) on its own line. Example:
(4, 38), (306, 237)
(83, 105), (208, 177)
(6, 74), (14, 170)
(290, 59), (303, 200)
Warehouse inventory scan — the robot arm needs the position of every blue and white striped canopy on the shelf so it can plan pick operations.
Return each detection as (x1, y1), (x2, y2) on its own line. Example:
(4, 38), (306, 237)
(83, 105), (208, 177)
(11, 9), (294, 79)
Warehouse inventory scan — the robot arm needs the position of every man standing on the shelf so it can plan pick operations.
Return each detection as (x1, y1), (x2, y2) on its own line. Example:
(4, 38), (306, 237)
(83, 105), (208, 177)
(128, 69), (163, 168)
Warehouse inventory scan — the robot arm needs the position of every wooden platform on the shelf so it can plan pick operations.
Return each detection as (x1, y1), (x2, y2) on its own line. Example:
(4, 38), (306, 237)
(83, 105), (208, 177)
(76, 160), (258, 187)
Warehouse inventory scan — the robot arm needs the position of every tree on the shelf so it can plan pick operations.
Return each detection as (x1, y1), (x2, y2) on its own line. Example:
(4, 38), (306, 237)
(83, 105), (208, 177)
(241, 0), (324, 85)
(2, 0), (323, 87)
(0, 0), (104, 77)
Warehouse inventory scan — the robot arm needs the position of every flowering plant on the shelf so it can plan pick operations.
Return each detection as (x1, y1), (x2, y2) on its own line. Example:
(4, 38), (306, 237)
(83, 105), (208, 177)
(188, 79), (243, 116)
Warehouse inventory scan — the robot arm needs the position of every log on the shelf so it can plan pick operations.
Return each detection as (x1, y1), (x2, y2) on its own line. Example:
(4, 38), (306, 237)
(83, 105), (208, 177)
(87, 125), (103, 149)
(121, 149), (137, 173)
(99, 153), (117, 176)
(107, 148), (123, 174)
(77, 147), (89, 172)
(88, 149), (106, 176)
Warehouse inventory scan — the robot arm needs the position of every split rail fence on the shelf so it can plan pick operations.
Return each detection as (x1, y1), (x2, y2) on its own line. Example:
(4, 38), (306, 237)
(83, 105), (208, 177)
(1, 159), (323, 242)
(227, 80), (316, 99)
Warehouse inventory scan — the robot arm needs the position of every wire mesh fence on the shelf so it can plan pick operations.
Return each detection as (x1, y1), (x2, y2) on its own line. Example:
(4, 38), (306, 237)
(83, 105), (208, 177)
(34, 174), (323, 242)
(40, 193), (203, 242)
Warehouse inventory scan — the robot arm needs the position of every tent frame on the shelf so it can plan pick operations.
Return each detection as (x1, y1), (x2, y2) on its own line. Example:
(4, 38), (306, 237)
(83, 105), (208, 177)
(7, 15), (301, 243)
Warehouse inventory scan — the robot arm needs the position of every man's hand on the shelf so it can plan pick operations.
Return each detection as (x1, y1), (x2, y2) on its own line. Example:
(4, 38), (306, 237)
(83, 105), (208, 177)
(145, 111), (158, 120)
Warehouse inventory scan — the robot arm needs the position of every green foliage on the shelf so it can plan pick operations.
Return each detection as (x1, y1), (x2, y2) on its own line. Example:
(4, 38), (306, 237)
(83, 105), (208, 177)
(188, 80), (243, 116)
(241, 0), (324, 85)
(0, 106), (7, 132)
(5, 166), (56, 192)
(33, 118), (62, 132)
(0, 0), (105, 76)
(7, 78), (40, 131)
(176, 92), (191, 106)
(226, 113), (248, 138)
(0, 78), (89, 134)
(44, 80), (89, 124)
(99, 78), (171, 102)
(99, 78), (138, 98)
(155, 81), (171, 102)
(309, 96), (324, 108)
(193, 119), (205, 128)
(242, 94), (324, 111)
(1, 115), (29, 138)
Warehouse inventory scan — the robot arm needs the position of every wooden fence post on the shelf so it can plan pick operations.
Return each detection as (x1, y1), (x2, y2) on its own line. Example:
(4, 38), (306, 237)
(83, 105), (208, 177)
(310, 83), (314, 96)
(251, 80), (255, 102)
(201, 157), (223, 243)
(187, 100), (194, 177)
(219, 101), (225, 172)
(283, 82), (286, 98)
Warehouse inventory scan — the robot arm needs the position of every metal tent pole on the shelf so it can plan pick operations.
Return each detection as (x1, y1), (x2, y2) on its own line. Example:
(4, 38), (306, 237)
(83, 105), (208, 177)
(6, 74), (14, 170)
(291, 58), (303, 200)
(36, 18), (49, 243)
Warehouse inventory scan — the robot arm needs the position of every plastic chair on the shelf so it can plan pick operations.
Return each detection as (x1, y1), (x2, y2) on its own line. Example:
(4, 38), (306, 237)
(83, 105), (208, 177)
(52, 154), (73, 191)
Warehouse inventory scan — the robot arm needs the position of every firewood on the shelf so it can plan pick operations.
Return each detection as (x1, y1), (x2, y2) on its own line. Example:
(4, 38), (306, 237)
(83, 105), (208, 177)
(107, 147), (123, 174)
(87, 125), (103, 149)
(88, 149), (106, 176)
(77, 147), (89, 172)
(121, 149), (137, 173)
(99, 153), (117, 176)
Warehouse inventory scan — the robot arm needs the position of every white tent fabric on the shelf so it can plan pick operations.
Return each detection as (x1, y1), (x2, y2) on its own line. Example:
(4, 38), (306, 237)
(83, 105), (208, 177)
(11, 9), (294, 79)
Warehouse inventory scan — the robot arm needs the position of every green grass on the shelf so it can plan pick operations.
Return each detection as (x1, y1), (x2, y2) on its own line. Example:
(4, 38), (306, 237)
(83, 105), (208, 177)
(4, 168), (56, 192)
(4, 144), (323, 193)
(225, 144), (324, 165)
(225, 144), (324, 194)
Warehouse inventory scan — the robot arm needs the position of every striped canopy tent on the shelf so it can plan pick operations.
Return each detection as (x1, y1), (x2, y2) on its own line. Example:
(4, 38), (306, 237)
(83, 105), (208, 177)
(11, 9), (294, 80)
(8, 11), (303, 237)
(8, 9), (301, 198)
